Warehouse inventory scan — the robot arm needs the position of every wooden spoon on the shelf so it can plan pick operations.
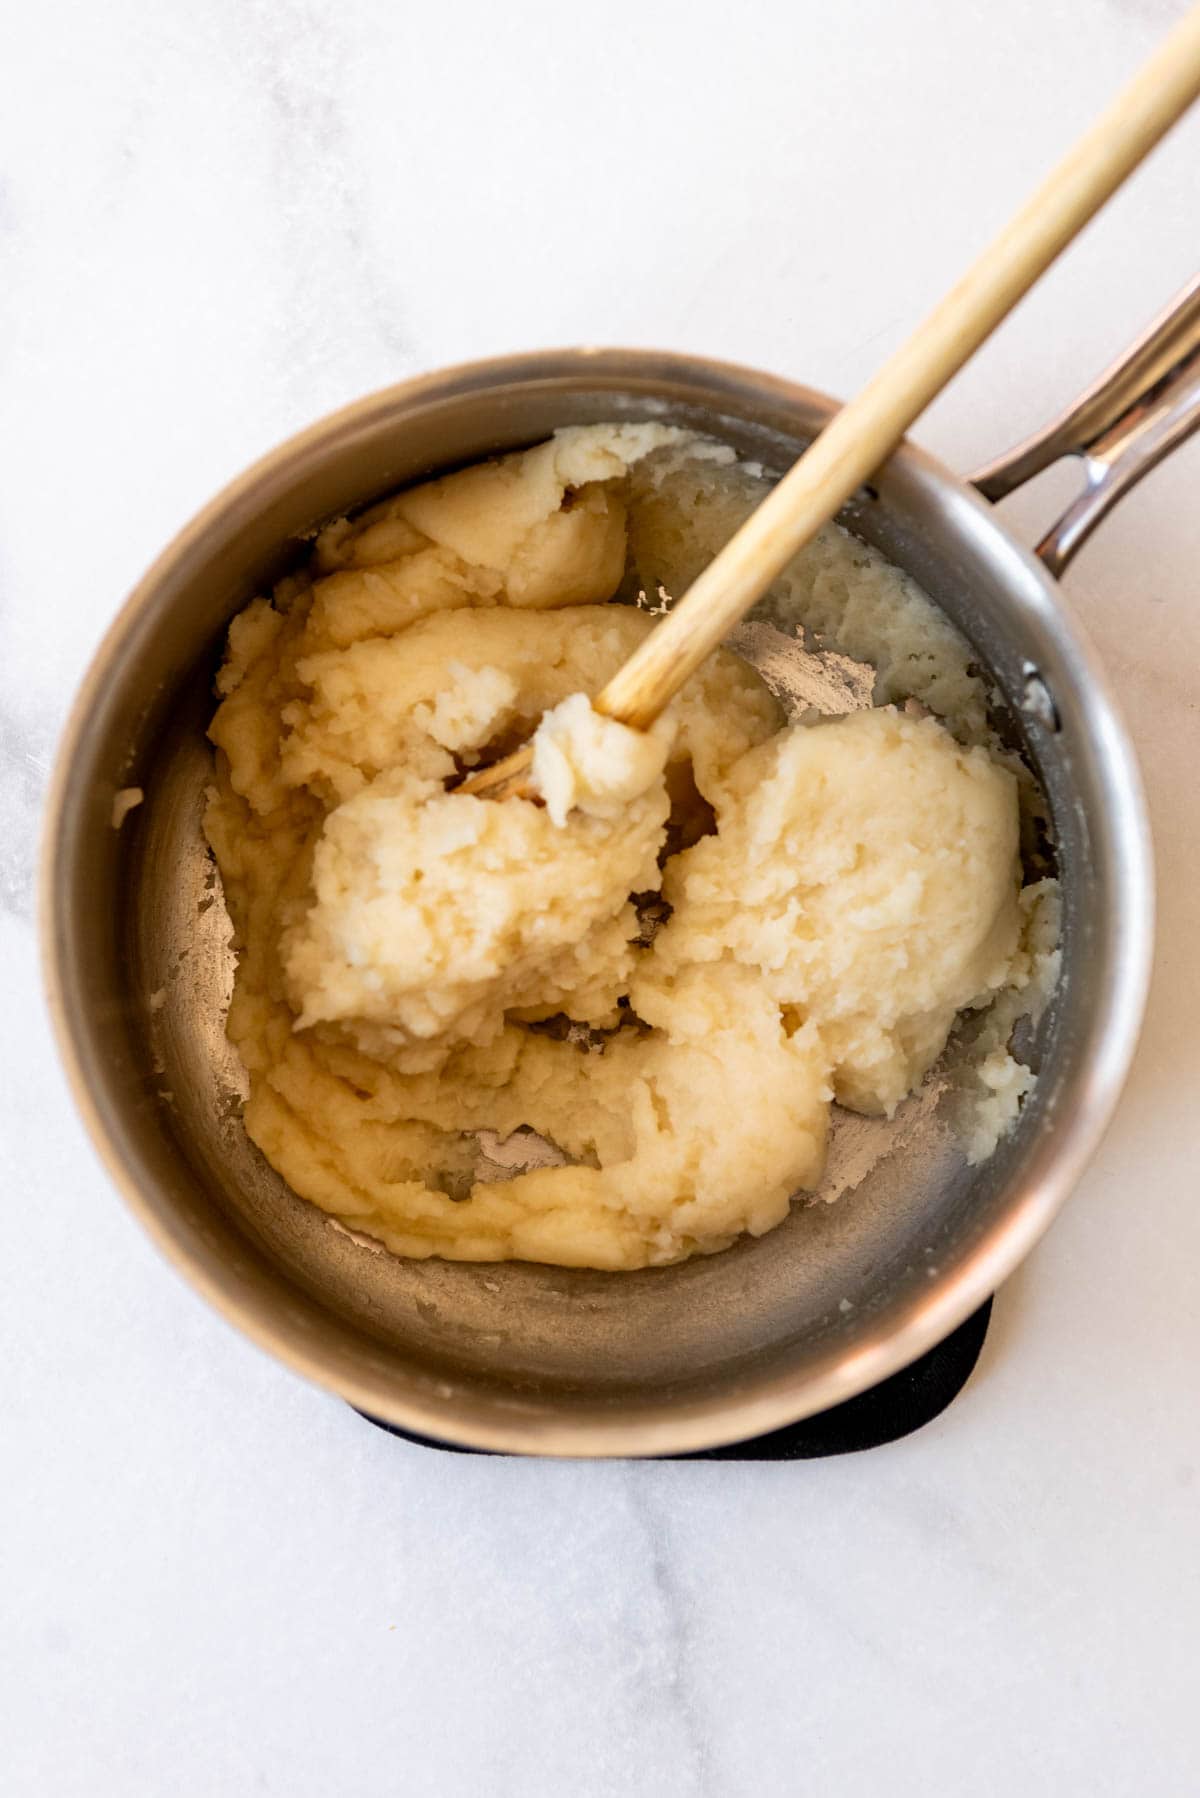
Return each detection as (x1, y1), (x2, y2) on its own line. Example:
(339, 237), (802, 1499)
(461, 3), (1200, 802)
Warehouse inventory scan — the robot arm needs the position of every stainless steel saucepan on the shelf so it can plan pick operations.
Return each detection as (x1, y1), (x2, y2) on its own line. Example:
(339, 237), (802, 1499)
(42, 278), (1200, 1456)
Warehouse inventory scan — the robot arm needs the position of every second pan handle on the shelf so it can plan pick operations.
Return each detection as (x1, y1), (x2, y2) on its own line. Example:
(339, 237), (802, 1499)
(970, 273), (1200, 576)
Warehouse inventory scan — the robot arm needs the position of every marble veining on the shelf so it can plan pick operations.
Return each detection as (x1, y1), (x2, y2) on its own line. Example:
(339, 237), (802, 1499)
(0, 697), (50, 919)
(624, 1475), (716, 1796)
(244, 0), (416, 377)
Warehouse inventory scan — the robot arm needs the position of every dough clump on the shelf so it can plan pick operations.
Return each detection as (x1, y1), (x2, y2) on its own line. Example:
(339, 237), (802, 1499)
(206, 425), (1042, 1269)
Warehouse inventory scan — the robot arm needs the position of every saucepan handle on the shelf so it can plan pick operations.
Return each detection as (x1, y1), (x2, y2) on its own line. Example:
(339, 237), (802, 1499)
(970, 272), (1200, 577)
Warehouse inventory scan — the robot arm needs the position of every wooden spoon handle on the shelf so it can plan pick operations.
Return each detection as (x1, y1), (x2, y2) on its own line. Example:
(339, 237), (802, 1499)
(461, 2), (1200, 798)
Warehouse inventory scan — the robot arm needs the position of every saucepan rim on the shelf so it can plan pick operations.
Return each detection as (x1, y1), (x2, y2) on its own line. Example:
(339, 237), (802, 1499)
(40, 348), (1155, 1455)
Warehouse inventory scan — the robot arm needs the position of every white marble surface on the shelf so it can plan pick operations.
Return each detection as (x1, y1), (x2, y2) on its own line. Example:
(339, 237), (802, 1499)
(4, 1), (1199, 1792)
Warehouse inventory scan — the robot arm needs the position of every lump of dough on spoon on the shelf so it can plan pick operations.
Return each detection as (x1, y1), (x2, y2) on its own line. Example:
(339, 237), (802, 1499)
(531, 692), (674, 826)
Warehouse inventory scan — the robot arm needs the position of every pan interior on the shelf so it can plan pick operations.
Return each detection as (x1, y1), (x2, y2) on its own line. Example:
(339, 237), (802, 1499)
(96, 383), (1070, 1416)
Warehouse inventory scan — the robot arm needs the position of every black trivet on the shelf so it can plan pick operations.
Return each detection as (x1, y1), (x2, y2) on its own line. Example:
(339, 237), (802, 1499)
(357, 1297), (991, 1459)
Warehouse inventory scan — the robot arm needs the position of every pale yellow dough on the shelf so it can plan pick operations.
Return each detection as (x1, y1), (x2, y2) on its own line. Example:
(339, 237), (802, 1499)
(206, 424), (1040, 1269)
